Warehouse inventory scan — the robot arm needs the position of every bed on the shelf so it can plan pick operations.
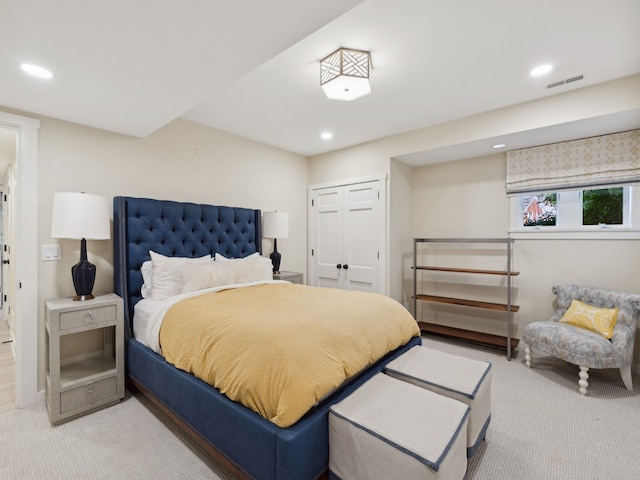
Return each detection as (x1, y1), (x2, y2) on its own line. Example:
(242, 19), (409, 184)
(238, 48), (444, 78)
(113, 196), (421, 480)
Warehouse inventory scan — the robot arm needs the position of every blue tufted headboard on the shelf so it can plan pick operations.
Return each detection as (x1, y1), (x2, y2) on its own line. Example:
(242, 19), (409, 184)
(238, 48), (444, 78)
(113, 196), (262, 339)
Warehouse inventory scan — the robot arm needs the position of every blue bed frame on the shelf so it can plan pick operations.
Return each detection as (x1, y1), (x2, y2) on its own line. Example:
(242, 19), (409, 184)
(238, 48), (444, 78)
(113, 196), (421, 480)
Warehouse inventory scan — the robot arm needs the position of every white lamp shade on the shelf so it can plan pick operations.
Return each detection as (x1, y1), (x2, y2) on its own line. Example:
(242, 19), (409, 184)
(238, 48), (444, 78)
(51, 192), (111, 240)
(262, 211), (288, 239)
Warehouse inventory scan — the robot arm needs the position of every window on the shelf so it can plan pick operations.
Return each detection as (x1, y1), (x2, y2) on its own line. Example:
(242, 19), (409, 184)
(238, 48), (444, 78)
(522, 193), (557, 227)
(510, 186), (638, 238)
(582, 188), (623, 225)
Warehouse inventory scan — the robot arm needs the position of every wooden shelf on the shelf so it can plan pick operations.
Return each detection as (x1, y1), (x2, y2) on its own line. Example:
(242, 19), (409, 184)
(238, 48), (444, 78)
(415, 266), (519, 276)
(415, 294), (520, 312)
(413, 237), (518, 360)
(419, 322), (520, 351)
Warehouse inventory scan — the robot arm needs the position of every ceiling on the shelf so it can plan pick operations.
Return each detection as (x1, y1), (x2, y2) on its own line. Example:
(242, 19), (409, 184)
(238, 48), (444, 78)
(1, 0), (640, 170)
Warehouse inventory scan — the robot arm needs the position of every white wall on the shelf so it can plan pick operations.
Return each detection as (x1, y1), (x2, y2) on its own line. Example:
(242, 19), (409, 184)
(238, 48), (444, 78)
(33, 115), (309, 391)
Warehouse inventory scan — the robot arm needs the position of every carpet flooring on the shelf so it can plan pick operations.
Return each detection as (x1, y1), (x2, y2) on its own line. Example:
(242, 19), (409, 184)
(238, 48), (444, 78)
(1, 336), (638, 479)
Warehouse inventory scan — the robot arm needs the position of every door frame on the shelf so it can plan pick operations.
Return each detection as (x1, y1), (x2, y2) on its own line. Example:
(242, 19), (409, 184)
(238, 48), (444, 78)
(308, 173), (387, 294)
(0, 111), (40, 407)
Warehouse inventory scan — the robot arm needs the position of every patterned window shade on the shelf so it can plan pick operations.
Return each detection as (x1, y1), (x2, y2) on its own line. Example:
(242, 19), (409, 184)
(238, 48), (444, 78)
(506, 129), (640, 195)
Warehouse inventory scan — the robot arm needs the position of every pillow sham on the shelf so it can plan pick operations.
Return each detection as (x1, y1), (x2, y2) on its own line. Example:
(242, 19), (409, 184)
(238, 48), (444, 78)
(214, 252), (260, 262)
(181, 255), (273, 293)
(181, 262), (237, 293)
(559, 299), (618, 339)
(140, 260), (153, 298)
(149, 251), (212, 300)
(233, 255), (273, 284)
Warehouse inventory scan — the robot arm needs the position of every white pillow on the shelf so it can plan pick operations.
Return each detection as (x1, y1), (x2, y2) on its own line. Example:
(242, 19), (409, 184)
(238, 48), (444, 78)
(233, 256), (273, 284)
(215, 252), (260, 262)
(149, 251), (212, 300)
(181, 262), (237, 293)
(140, 260), (152, 298)
(181, 255), (273, 293)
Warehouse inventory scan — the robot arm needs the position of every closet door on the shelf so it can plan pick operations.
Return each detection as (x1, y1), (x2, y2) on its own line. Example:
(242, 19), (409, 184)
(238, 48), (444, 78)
(313, 186), (344, 289)
(310, 177), (385, 293)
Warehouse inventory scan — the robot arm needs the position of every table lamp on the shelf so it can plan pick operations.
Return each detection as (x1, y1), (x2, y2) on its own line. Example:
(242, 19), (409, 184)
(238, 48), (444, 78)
(51, 192), (110, 300)
(262, 211), (288, 274)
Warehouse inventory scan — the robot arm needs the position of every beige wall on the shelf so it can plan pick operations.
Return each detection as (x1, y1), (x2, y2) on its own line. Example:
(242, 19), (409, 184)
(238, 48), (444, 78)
(310, 75), (640, 369)
(34, 116), (309, 389)
(5, 73), (640, 398)
(310, 75), (640, 304)
(389, 159), (413, 306)
(412, 154), (640, 367)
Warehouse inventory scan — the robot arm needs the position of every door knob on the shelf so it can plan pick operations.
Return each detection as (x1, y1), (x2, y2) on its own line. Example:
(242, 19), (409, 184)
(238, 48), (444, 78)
(1, 259), (8, 265)
(336, 264), (342, 269)
(343, 264), (349, 270)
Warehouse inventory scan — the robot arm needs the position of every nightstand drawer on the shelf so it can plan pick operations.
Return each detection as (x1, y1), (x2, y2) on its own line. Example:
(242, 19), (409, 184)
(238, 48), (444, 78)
(59, 304), (116, 331)
(60, 376), (117, 414)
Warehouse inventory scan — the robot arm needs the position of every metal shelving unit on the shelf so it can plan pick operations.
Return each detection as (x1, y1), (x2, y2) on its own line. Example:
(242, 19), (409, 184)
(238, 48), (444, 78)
(413, 238), (519, 359)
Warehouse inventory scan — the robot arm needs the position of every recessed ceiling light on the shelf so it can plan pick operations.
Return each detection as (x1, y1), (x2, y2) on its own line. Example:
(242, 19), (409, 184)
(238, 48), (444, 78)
(493, 143), (507, 149)
(20, 63), (54, 79)
(321, 132), (333, 140)
(530, 64), (553, 77)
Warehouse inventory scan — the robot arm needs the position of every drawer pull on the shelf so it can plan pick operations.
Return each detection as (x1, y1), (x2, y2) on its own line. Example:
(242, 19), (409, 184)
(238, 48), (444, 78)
(85, 382), (96, 393)
(85, 311), (96, 324)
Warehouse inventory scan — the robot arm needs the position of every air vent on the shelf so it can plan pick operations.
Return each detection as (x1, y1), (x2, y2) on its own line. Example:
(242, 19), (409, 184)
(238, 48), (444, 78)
(547, 74), (584, 89)
(565, 74), (584, 84)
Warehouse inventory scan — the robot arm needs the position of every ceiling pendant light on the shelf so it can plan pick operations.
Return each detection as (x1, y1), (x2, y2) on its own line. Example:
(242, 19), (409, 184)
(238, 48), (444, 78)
(320, 48), (372, 101)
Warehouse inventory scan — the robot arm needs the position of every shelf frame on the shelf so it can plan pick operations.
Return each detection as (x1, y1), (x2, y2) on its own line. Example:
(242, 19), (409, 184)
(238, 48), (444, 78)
(413, 237), (518, 359)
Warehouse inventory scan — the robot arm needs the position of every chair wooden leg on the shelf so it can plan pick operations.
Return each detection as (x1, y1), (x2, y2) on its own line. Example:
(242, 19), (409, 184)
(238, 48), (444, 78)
(524, 344), (532, 368)
(578, 366), (589, 395)
(620, 366), (633, 391)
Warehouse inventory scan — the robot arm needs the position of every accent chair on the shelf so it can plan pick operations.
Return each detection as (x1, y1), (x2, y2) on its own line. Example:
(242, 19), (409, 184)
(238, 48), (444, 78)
(521, 284), (640, 395)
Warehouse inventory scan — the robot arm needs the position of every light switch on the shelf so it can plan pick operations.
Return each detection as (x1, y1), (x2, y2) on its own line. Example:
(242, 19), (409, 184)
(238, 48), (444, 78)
(42, 244), (61, 261)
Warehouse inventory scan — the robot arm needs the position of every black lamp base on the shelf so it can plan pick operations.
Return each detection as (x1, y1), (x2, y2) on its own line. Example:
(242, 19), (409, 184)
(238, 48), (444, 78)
(72, 238), (96, 301)
(270, 238), (282, 274)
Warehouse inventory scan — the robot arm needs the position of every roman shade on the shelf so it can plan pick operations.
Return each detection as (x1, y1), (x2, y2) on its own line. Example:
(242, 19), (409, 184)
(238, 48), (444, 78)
(505, 129), (640, 195)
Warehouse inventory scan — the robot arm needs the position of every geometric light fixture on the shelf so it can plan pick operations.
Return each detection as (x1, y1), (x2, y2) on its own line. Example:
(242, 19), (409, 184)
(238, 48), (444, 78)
(320, 48), (372, 101)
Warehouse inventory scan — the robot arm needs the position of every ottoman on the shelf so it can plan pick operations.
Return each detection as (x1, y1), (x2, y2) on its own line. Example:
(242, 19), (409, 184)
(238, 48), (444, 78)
(385, 346), (492, 458)
(329, 373), (469, 480)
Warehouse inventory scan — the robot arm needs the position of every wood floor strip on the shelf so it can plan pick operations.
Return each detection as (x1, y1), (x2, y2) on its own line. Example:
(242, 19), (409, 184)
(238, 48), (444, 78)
(0, 318), (16, 413)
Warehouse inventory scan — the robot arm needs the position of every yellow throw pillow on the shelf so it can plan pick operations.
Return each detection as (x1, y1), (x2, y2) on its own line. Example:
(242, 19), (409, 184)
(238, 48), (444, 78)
(559, 299), (618, 339)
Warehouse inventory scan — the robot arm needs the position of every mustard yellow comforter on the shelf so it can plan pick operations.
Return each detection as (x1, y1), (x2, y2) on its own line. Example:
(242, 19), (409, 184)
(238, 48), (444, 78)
(159, 283), (419, 428)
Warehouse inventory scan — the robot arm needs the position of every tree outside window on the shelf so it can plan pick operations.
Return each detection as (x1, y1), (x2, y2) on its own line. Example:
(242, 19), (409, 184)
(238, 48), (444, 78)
(583, 188), (623, 225)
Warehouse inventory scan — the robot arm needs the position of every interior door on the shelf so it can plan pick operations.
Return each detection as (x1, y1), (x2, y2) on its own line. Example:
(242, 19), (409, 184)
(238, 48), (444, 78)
(1, 185), (14, 334)
(312, 186), (344, 288)
(310, 177), (385, 293)
(342, 182), (381, 292)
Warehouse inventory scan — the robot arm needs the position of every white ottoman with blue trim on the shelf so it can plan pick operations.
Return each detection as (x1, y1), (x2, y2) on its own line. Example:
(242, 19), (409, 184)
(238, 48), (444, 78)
(385, 346), (492, 458)
(329, 373), (469, 480)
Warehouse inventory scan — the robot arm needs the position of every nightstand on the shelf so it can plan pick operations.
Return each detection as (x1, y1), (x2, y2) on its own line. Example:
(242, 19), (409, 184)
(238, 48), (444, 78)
(273, 271), (304, 284)
(45, 293), (124, 424)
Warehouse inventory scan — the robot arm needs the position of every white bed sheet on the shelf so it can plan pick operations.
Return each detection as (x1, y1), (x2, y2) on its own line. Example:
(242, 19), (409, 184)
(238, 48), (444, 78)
(133, 280), (286, 353)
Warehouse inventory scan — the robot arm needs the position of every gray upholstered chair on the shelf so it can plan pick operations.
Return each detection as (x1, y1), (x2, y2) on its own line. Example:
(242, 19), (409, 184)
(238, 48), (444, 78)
(521, 284), (640, 395)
